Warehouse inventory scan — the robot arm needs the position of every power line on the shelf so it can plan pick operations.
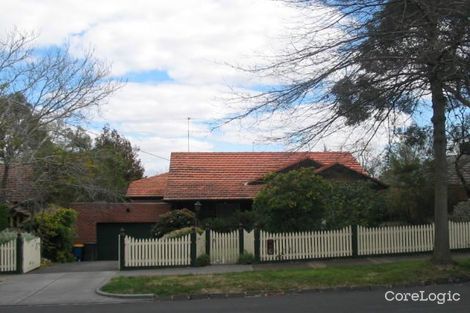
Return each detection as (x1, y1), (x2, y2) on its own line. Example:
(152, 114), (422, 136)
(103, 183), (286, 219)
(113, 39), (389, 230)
(138, 150), (170, 161)
(64, 122), (170, 161)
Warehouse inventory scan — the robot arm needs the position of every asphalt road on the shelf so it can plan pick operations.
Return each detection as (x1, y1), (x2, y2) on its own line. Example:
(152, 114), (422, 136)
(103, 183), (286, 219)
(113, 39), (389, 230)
(2, 282), (469, 313)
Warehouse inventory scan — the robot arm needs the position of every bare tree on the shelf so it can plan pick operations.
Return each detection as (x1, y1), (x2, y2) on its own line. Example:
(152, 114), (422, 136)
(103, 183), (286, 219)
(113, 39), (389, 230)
(0, 30), (120, 204)
(231, 1), (469, 264)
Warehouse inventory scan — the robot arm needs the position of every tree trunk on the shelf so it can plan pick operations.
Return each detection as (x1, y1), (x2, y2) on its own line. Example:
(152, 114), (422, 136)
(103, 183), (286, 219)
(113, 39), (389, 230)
(430, 78), (453, 265)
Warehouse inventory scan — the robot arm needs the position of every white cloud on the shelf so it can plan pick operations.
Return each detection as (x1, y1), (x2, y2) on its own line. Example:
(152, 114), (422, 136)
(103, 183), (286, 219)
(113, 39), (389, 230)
(2, 0), (403, 175)
(132, 136), (214, 176)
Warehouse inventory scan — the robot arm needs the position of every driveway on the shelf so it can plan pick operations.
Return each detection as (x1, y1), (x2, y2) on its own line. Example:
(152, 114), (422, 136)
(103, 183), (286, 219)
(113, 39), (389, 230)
(0, 261), (129, 306)
(0, 261), (253, 306)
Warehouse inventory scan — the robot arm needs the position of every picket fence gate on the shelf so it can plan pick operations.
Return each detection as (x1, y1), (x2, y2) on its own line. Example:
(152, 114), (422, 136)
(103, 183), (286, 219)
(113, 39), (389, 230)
(118, 221), (470, 270)
(210, 230), (239, 264)
(0, 235), (41, 273)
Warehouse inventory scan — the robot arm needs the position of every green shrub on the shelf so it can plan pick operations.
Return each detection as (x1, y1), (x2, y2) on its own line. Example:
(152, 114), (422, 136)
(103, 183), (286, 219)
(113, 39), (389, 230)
(151, 209), (195, 238)
(195, 254), (210, 267)
(33, 207), (78, 262)
(0, 229), (35, 244)
(162, 227), (204, 239)
(202, 210), (258, 232)
(253, 168), (332, 232)
(238, 251), (255, 264)
(451, 200), (470, 221)
(0, 204), (8, 231)
(323, 181), (386, 228)
(202, 217), (237, 232)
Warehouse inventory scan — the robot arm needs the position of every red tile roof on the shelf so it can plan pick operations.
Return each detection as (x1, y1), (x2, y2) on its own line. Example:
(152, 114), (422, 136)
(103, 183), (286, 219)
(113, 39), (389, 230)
(163, 152), (370, 200)
(0, 164), (36, 203)
(126, 172), (168, 198)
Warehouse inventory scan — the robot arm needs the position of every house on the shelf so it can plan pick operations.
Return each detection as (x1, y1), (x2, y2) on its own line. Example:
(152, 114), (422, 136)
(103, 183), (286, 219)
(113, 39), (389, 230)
(127, 152), (386, 218)
(448, 154), (470, 207)
(0, 164), (39, 227)
(75, 151), (387, 260)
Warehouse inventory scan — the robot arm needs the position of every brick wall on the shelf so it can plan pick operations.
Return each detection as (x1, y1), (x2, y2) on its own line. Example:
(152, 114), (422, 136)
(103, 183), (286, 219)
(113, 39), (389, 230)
(71, 202), (171, 244)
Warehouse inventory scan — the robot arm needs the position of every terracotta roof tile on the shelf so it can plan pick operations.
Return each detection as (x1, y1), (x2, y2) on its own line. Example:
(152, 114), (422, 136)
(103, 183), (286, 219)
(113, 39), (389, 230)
(126, 172), (168, 197)
(163, 152), (368, 200)
(0, 164), (35, 203)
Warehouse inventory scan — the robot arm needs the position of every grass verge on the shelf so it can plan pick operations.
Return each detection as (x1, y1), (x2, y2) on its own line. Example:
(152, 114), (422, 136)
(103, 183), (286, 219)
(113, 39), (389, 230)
(102, 259), (470, 297)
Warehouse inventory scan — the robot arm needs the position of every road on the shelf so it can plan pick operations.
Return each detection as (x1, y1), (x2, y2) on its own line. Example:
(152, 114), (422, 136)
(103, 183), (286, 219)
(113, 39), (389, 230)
(1, 282), (469, 313)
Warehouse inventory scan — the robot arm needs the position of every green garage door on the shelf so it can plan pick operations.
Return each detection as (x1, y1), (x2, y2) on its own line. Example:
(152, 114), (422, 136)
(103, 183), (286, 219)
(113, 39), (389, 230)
(96, 223), (154, 260)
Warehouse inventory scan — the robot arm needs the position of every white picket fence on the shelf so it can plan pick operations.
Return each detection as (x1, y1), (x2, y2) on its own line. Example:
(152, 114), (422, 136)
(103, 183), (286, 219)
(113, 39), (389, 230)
(124, 235), (191, 268)
(260, 226), (352, 262)
(449, 221), (470, 249)
(358, 224), (434, 255)
(359, 221), (470, 255)
(23, 237), (41, 273)
(0, 236), (41, 273)
(119, 221), (470, 269)
(0, 239), (16, 272)
(210, 230), (239, 264)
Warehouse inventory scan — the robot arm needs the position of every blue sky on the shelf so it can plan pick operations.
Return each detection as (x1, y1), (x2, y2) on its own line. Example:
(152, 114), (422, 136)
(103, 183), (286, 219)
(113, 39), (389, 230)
(1, 0), (429, 175)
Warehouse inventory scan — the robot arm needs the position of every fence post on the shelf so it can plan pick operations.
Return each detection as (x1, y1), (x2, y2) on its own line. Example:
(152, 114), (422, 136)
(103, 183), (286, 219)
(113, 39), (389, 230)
(254, 225), (260, 263)
(205, 225), (210, 256)
(351, 225), (358, 257)
(190, 227), (197, 266)
(239, 223), (244, 255)
(119, 228), (126, 270)
(16, 233), (23, 274)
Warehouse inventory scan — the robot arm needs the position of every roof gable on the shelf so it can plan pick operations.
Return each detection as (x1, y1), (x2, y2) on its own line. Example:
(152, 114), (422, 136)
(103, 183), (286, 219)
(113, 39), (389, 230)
(247, 157), (322, 185)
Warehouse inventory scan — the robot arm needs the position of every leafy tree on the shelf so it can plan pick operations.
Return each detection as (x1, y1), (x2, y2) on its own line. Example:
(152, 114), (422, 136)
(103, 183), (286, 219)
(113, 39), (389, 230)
(450, 200), (470, 222)
(233, 1), (469, 264)
(253, 168), (332, 232)
(380, 126), (434, 223)
(34, 126), (144, 204)
(92, 126), (144, 201)
(33, 207), (78, 262)
(151, 209), (195, 238)
(324, 182), (386, 228)
(447, 110), (470, 198)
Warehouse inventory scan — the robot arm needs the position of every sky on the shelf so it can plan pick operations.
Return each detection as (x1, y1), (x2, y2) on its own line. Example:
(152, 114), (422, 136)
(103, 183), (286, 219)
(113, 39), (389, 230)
(1, 0), (416, 175)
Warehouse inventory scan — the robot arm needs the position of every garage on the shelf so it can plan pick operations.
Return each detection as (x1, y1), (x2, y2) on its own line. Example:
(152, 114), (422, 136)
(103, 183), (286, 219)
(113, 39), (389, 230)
(96, 223), (154, 260)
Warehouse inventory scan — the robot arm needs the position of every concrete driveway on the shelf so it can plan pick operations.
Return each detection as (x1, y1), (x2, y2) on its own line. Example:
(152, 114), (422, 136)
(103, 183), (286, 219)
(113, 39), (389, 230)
(0, 261), (130, 306)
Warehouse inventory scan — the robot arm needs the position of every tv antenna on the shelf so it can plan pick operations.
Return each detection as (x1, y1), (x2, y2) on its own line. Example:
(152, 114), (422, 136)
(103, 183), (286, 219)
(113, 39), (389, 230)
(187, 117), (191, 152)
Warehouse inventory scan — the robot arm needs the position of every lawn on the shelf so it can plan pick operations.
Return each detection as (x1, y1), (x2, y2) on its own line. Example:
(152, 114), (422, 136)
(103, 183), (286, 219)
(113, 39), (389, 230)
(102, 258), (470, 297)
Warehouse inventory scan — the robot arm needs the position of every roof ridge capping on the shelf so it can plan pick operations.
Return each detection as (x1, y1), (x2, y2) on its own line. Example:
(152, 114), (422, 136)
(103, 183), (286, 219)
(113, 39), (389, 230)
(170, 151), (352, 154)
